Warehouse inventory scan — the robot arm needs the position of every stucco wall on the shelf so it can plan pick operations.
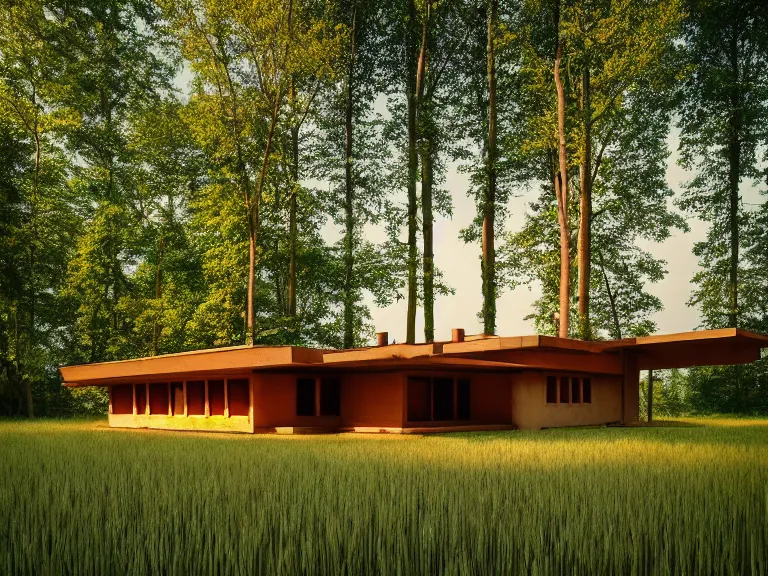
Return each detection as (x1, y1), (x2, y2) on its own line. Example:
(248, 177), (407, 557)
(251, 372), (341, 429)
(341, 371), (404, 428)
(469, 372), (513, 424)
(510, 371), (622, 430)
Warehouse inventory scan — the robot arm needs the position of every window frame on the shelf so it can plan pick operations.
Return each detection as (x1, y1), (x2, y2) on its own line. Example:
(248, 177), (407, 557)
(405, 374), (471, 424)
(546, 374), (593, 406)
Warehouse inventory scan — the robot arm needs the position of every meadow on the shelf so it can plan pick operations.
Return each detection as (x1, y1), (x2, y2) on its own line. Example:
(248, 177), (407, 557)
(1, 418), (766, 576)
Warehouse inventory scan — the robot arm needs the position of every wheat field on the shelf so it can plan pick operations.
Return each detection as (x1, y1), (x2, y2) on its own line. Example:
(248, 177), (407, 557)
(1, 418), (766, 575)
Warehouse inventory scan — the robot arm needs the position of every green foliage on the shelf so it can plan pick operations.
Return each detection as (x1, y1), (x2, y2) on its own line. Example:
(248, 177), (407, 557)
(500, 0), (687, 338)
(0, 0), (767, 416)
(676, 0), (768, 328)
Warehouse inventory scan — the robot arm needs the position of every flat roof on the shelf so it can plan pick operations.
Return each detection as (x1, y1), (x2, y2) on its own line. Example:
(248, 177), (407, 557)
(59, 328), (768, 386)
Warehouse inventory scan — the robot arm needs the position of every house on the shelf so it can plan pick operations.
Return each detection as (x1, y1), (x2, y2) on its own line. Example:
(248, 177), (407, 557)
(59, 328), (768, 433)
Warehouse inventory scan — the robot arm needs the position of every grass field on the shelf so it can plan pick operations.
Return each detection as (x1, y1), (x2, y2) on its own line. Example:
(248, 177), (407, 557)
(1, 418), (766, 576)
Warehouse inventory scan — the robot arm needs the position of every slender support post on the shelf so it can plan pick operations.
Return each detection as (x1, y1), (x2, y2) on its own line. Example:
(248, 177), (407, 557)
(204, 380), (210, 417)
(145, 383), (150, 415)
(108, 386), (113, 415)
(224, 379), (229, 418)
(132, 384), (137, 415)
(647, 369), (654, 423)
(167, 382), (172, 416)
(183, 381), (188, 417)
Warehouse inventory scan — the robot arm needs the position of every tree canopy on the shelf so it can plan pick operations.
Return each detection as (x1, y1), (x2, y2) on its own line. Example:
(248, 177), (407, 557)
(0, 0), (766, 416)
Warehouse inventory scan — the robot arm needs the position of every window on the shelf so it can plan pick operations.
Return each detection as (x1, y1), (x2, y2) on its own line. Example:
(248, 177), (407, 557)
(149, 383), (169, 415)
(407, 376), (471, 422)
(571, 377), (581, 404)
(228, 379), (250, 416)
(548, 375), (592, 405)
(407, 377), (431, 422)
(320, 378), (341, 417)
(296, 378), (316, 416)
(135, 384), (147, 414)
(111, 385), (133, 414)
(171, 382), (184, 415)
(433, 378), (454, 421)
(186, 381), (205, 415)
(208, 380), (225, 416)
(457, 379), (471, 420)
(546, 376), (557, 404)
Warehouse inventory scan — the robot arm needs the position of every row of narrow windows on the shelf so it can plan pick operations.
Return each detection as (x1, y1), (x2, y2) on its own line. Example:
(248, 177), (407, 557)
(546, 376), (592, 405)
(111, 380), (250, 416)
(407, 377), (470, 422)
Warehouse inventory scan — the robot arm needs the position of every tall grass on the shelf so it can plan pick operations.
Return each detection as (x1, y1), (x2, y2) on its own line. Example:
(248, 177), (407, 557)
(0, 418), (766, 575)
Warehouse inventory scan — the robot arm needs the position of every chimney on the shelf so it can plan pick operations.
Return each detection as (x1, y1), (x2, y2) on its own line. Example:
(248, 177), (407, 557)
(451, 328), (465, 343)
(376, 332), (389, 347)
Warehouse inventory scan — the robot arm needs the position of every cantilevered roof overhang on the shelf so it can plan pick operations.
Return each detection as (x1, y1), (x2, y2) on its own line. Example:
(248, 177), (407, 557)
(59, 328), (768, 387)
(439, 328), (768, 372)
(59, 345), (326, 387)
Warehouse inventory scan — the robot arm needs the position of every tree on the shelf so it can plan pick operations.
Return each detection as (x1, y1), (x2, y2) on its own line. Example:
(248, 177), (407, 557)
(501, 0), (686, 339)
(61, 0), (172, 363)
(563, 0), (684, 339)
(0, 0), (80, 416)
(677, 0), (768, 330)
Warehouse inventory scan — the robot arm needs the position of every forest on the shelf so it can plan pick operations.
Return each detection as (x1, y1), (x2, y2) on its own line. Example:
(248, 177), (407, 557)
(0, 0), (766, 417)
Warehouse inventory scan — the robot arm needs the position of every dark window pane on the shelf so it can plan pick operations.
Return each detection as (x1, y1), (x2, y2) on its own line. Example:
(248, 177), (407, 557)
(546, 376), (557, 404)
(559, 377), (569, 404)
(149, 383), (169, 415)
(320, 378), (341, 417)
(112, 385), (133, 414)
(208, 380), (225, 416)
(296, 378), (316, 416)
(171, 382), (184, 415)
(457, 379), (470, 420)
(186, 381), (205, 415)
(433, 378), (454, 421)
(407, 377), (431, 422)
(571, 378), (581, 404)
(135, 384), (147, 415)
(583, 378), (592, 403)
(228, 379), (250, 416)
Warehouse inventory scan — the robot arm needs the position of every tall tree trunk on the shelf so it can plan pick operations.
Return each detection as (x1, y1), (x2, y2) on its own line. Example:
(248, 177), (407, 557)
(416, 8), (434, 343)
(578, 66), (592, 340)
(288, 78), (298, 318)
(26, 102), (41, 419)
(553, 0), (570, 338)
(343, 7), (357, 349)
(482, 0), (498, 336)
(152, 236), (164, 356)
(727, 24), (741, 329)
(248, 91), (282, 345)
(421, 143), (434, 342)
(405, 0), (419, 344)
